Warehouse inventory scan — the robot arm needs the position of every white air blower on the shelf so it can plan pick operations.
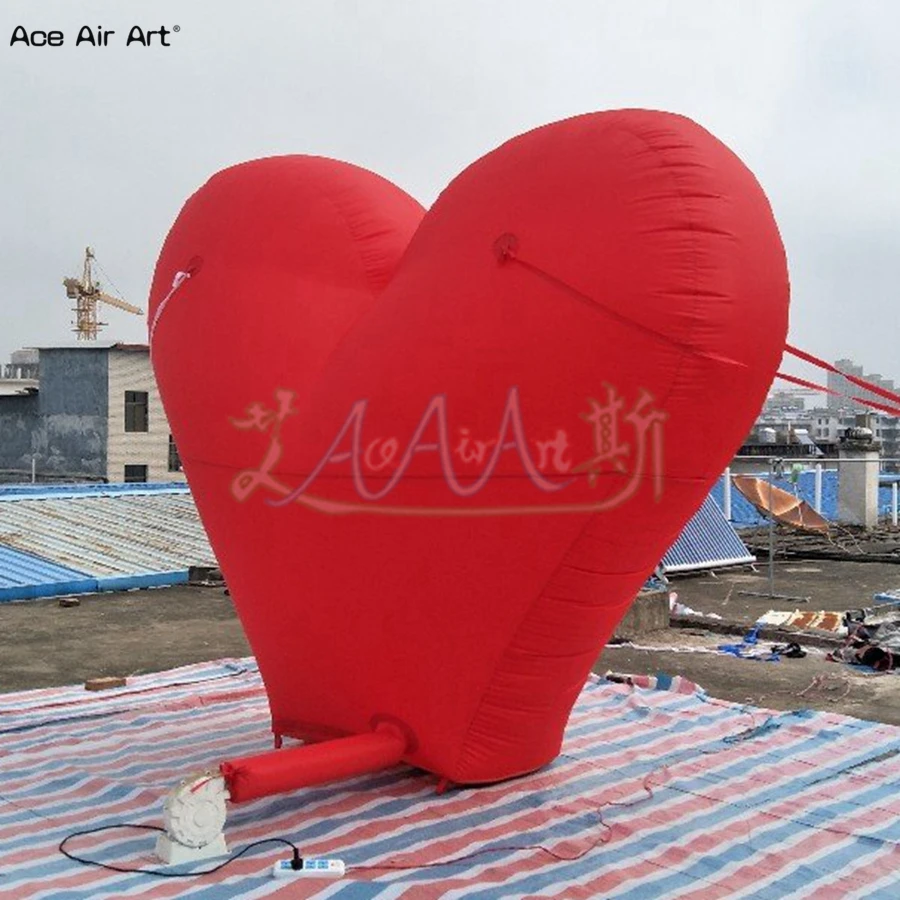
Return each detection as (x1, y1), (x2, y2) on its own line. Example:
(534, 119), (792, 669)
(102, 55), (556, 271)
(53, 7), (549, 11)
(155, 772), (230, 864)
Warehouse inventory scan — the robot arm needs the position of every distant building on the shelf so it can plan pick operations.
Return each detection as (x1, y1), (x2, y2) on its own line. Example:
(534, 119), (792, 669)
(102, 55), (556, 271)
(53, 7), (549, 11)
(3, 348), (39, 380)
(826, 358), (896, 412)
(0, 344), (182, 483)
(746, 408), (900, 470)
(818, 357), (900, 467)
(0, 348), (40, 401)
(761, 390), (805, 415)
(744, 358), (900, 465)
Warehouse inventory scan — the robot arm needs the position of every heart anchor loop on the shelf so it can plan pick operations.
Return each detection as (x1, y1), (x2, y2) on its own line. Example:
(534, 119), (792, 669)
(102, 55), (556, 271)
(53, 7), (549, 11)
(492, 232), (519, 263)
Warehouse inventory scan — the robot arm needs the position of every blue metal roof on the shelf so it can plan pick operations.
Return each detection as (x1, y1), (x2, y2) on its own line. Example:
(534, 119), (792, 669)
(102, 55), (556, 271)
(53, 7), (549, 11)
(0, 480), (751, 601)
(0, 544), (95, 601)
(0, 481), (189, 501)
(661, 494), (755, 574)
(0, 482), (211, 602)
(711, 469), (900, 527)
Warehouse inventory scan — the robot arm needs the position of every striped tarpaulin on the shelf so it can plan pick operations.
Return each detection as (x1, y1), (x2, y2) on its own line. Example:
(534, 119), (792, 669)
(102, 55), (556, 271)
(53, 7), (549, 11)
(1, 660), (899, 898)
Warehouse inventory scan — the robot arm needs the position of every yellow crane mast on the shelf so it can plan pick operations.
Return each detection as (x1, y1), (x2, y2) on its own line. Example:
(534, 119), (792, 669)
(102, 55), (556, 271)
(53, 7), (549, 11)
(63, 247), (143, 340)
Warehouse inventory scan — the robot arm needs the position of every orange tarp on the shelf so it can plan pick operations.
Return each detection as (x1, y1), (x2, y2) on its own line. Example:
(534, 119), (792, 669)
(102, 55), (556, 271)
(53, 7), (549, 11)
(732, 475), (830, 533)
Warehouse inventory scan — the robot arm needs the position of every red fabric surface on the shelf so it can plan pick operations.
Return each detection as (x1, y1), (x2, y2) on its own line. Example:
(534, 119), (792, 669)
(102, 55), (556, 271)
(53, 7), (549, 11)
(149, 110), (789, 792)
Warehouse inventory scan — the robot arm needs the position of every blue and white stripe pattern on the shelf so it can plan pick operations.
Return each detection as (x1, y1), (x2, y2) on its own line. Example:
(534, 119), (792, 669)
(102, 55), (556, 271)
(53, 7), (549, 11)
(1, 659), (899, 898)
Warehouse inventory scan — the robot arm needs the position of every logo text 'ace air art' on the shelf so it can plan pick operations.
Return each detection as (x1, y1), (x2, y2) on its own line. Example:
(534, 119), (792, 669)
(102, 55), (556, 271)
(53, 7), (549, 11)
(228, 385), (666, 516)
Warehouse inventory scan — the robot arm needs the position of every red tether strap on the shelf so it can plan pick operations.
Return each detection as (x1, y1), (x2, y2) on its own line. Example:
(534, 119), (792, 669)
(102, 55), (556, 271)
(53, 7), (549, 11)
(784, 344), (900, 408)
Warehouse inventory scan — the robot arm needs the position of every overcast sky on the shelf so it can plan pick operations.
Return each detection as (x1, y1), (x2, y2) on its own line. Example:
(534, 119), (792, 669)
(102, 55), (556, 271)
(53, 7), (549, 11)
(1, 1), (898, 387)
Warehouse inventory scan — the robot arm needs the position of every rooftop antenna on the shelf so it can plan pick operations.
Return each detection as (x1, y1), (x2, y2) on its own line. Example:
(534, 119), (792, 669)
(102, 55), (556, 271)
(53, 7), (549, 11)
(63, 247), (143, 340)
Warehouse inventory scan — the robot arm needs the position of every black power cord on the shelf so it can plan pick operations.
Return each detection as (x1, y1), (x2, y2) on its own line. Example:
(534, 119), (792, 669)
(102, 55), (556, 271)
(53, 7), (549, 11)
(59, 824), (301, 877)
(59, 821), (612, 880)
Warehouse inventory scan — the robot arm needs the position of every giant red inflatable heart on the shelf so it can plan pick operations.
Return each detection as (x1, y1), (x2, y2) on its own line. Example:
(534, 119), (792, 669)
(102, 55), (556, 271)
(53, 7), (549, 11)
(149, 110), (788, 798)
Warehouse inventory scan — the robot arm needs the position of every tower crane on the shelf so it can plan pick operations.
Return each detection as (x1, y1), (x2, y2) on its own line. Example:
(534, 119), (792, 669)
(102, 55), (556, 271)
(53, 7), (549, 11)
(63, 247), (143, 340)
